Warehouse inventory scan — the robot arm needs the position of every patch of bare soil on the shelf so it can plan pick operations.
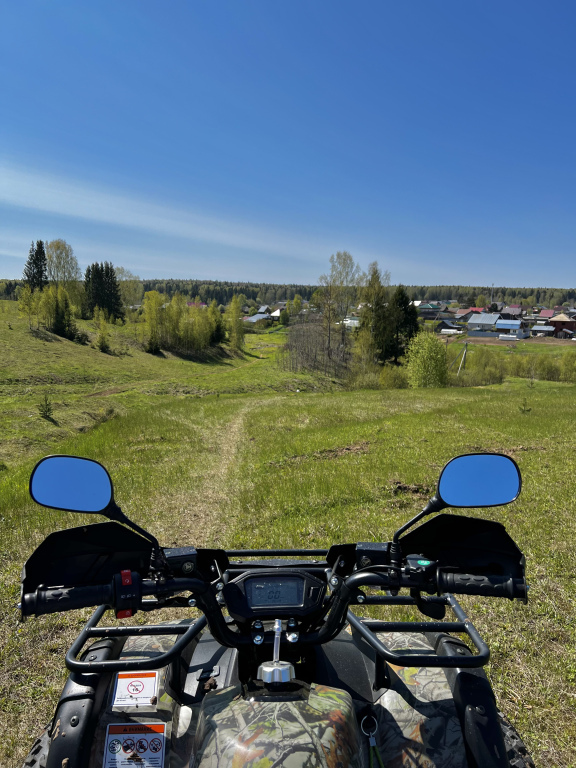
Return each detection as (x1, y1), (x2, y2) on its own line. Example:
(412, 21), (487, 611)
(268, 441), (370, 468)
(389, 480), (432, 498)
(503, 445), (547, 458)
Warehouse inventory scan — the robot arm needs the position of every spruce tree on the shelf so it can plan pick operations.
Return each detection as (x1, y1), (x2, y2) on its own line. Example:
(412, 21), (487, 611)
(382, 285), (419, 364)
(360, 262), (389, 363)
(103, 262), (125, 321)
(23, 242), (35, 286)
(52, 288), (77, 340)
(84, 262), (124, 321)
(208, 300), (225, 344)
(22, 240), (48, 291)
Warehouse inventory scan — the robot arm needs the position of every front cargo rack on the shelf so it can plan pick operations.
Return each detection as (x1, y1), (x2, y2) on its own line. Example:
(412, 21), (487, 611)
(347, 593), (490, 668)
(65, 605), (207, 672)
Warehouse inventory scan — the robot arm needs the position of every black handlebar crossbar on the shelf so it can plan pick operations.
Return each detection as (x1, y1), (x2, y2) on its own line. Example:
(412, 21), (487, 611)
(21, 566), (526, 625)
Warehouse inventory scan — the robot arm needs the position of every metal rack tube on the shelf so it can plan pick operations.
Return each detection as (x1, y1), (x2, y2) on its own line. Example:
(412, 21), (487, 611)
(66, 607), (207, 672)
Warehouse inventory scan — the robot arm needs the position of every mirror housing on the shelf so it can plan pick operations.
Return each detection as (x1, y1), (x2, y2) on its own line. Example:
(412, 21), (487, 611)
(30, 455), (114, 514)
(437, 453), (521, 509)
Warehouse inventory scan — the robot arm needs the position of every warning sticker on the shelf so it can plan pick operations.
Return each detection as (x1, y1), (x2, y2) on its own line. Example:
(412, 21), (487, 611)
(104, 723), (165, 768)
(113, 672), (159, 707)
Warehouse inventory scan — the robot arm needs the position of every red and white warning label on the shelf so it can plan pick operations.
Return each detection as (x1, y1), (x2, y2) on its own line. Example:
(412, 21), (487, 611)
(104, 723), (165, 768)
(113, 671), (159, 707)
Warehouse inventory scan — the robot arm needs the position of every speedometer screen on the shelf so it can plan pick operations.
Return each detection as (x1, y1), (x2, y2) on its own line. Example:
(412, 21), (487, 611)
(246, 577), (304, 608)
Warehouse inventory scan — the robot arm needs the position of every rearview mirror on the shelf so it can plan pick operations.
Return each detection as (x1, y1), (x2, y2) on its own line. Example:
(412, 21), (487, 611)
(30, 455), (114, 514)
(437, 453), (521, 508)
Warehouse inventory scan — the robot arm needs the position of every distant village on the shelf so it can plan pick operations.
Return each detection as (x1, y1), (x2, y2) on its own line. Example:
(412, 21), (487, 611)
(237, 299), (576, 341)
(415, 301), (576, 340)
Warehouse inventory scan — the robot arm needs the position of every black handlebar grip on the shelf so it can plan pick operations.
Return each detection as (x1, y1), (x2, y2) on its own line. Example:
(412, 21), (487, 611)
(438, 572), (526, 600)
(22, 584), (114, 616)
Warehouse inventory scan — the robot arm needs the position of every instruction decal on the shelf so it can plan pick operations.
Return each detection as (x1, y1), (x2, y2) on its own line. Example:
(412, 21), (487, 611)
(104, 723), (165, 767)
(113, 671), (159, 707)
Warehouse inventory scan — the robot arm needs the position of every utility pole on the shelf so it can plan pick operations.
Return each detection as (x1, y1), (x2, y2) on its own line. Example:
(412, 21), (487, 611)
(457, 342), (468, 376)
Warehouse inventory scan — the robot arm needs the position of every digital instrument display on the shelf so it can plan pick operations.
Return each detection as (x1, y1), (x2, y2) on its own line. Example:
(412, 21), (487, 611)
(245, 577), (304, 608)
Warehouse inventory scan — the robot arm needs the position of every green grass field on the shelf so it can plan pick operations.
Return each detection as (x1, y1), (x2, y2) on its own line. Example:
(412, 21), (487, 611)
(1, 299), (575, 766)
(0, 301), (329, 468)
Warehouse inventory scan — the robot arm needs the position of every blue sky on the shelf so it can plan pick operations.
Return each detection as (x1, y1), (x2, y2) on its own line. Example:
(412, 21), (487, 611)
(1, 1), (574, 286)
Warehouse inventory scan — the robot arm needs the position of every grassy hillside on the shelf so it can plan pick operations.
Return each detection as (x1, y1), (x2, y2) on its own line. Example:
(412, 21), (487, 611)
(1, 299), (575, 766)
(0, 300), (328, 468)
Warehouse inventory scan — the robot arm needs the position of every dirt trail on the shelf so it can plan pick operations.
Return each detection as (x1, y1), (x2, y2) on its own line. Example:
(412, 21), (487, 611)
(153, 396), (281, 550)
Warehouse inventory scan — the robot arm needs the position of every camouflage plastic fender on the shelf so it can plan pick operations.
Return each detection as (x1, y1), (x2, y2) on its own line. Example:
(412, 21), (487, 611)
(373, 632), (467, 768)
(193, 683), (363, 768)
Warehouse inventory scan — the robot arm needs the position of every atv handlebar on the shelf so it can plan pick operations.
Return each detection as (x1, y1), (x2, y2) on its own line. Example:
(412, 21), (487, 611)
(344, 568), (527, 600)
(21, 576), (208, 618)
(437, 572), (527, 599)
(21, 565), (526, 621)
(22, 584), (115, 616)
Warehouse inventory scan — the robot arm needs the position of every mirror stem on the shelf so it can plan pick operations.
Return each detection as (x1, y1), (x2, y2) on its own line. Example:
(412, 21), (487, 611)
(389, 496), (445, 567)
(106, 502), (161, 551)
(106, 503), (171, 575)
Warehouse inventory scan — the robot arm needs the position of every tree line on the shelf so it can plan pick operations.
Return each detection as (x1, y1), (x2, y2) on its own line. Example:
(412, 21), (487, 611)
(8, 272), (574, 310)
(406, 284), (576, 308)
(141, 279), (315, 306)
(7, 246), (575, 310)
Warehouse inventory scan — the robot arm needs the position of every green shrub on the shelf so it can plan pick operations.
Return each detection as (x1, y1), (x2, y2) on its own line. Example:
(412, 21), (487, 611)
(406, 333), (447, 388)
(74, 329), (90, 345)
(506, 353), (532, 378)
(348, 370), (381, 390)
(560, 348), (576, 382)
(451, 366), (504, 387)
(534, 355), (560, 381)
(380, 364), (409, 389)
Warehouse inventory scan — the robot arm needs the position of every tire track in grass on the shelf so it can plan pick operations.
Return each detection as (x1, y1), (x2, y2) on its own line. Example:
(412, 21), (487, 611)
(151, 395), (283, 550)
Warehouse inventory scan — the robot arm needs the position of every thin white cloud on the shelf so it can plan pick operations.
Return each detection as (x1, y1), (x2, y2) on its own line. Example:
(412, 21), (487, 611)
(0, 162), (333, 260)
